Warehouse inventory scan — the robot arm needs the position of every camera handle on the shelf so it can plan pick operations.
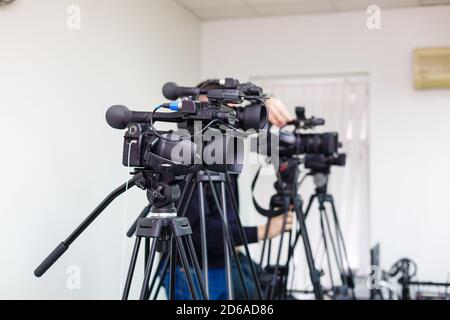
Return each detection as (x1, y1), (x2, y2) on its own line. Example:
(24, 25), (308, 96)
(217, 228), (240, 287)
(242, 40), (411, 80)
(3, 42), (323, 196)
(34, 174), (141, 277)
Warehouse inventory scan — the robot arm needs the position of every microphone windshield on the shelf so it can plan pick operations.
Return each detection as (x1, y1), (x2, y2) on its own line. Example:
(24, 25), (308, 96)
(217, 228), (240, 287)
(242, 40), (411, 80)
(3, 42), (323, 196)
(105, 105), (130, 129)
(162, 82), (179, 100)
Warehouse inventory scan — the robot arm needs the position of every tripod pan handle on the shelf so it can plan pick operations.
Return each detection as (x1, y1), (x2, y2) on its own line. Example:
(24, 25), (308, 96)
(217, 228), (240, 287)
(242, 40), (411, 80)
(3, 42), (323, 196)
(34, 242), (68, 277)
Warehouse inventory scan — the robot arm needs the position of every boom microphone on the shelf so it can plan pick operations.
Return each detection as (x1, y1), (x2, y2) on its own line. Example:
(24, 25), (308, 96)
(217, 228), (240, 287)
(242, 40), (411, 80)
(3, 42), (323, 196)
(105, 104), (188, 130)
(162, 82), (199, 100)
(106, 105), (155, 129)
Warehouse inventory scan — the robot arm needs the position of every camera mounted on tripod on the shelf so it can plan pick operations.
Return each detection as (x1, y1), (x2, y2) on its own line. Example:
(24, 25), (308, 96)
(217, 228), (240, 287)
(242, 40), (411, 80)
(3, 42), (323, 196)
(253, 107), (344, 218)
(257, 107), (338, 159)
(106, 79), (268, 176)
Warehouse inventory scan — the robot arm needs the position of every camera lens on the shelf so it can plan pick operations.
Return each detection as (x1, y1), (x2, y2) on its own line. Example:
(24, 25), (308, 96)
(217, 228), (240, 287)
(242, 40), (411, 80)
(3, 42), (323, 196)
(236, 103), (268, 130)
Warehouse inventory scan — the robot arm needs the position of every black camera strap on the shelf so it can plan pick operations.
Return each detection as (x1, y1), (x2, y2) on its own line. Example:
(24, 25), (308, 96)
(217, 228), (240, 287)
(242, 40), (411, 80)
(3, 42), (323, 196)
(251, 165), (283, 218)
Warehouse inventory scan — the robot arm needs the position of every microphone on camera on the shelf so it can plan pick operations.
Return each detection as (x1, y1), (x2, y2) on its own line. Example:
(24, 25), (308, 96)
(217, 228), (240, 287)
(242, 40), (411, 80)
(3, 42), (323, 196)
(106, 102), (182, 130)
(162, 82), (200, 100)
(162, 78), (241, 100)
(106, 105), (131, 129)
(106, 105), (158, 130)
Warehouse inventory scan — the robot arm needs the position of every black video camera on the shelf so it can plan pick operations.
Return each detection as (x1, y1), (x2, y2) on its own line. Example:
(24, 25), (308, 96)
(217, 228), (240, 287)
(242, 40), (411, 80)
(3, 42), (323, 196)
(260, 106), (339, 158)
(105, 80), (268, 175)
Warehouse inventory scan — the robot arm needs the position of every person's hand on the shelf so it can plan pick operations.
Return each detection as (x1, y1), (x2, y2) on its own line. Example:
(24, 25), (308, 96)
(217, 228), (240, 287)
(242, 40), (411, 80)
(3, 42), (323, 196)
(257, 212), (294, 240)
(265, 97), (294, 128)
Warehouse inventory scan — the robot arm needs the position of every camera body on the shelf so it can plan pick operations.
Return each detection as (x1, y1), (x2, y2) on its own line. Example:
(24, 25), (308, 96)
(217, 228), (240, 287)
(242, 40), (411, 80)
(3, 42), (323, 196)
(304, 153), (346, 173)
(121, 122), (246, 175)
(122, 123), (198, 175)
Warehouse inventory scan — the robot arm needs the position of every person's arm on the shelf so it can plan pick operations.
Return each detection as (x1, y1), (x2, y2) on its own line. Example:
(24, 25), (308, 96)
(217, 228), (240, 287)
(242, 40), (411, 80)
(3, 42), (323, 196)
(256, 213), (294, 241)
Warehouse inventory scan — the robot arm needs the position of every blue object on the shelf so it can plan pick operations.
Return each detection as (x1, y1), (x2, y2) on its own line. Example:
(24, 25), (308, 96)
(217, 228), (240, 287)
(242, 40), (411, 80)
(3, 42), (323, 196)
(160, 253), (260, 300)
(169, 101), (180, 111)
(153, 101), (180, 111)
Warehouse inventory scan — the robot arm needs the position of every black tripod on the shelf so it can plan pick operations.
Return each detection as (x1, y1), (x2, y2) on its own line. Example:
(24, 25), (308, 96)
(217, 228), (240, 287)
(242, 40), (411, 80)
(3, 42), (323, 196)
(292, 171), (356, 299)
(255, 158), (324, 300)
(34, 169), (208, 300)
(127, 170), (263, 300)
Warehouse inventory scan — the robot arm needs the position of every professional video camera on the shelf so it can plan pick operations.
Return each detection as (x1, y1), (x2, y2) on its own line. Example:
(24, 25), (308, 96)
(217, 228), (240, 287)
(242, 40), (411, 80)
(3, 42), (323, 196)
(106, 80), (268, 174)
(253, 106), (347, 300)
(259, 107), (340, 158)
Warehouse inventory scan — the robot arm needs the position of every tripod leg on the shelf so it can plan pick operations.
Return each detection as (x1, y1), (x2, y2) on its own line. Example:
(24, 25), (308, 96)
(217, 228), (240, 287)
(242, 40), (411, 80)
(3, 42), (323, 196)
(186, 236), (209, 300)
(207, 178), (250, 300)
(179, 178), (197, 218)
(329, 199), (356, 298)
(325, 202), (346, 283)
(288, 194), (316, 264)
(139, 238), (158, 300)
(122, 236), (142, 300)
(149, 254), (169, 300)
(259, 218), (271, 269)
(270, 211), (288, 300)
(147, 254), (168, 299)
(268, 239), (273, 267)
(145, 238), (150, 267)
(169, 238), (177, 300)
(174, 236), (198, 300)
(282, 265), (289, 300)
(319, 207), (336, 292)
(293, 195), (323, 300)
(321, 204), (347, 288)
(225, 238), (250, 300)
(219, 182), (234, 300)
(197, 181), (209, 296)
(177, 173), (195, 210)
(283, 230), (293, 299)
(225, 173), (263, 299)
(259, 220), (271, 299)
(126, 204), (151, 238)
(206, 175), (249, 299)
(214, 178), (252, 299)
(304, 194), (316, 219)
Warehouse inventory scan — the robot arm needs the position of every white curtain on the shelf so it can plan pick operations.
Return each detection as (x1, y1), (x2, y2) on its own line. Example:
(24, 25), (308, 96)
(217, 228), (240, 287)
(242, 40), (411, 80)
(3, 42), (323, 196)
(248, 75), (370, 292)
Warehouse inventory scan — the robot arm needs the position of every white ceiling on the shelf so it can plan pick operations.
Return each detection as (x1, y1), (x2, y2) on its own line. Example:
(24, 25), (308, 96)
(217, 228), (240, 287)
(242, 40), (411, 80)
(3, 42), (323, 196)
(175, 0), (450, 21)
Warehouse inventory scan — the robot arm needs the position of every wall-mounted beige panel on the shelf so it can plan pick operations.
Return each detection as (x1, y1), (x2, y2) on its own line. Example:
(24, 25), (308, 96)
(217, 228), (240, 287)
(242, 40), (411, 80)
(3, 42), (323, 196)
(414, 47), (450, 89)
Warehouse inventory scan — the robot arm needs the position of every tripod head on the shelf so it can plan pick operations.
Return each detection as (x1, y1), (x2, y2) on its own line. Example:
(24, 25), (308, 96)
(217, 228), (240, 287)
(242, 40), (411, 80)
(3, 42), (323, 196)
(304, 152), (346, 194)
(305, 153), (346, 174)
(132, 169), (183, 216)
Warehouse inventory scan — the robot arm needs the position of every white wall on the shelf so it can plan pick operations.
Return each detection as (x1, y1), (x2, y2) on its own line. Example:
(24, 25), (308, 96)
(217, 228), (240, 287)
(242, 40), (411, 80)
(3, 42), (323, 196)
(201, 6), (450, 282)
(0, 0), (200, 299)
